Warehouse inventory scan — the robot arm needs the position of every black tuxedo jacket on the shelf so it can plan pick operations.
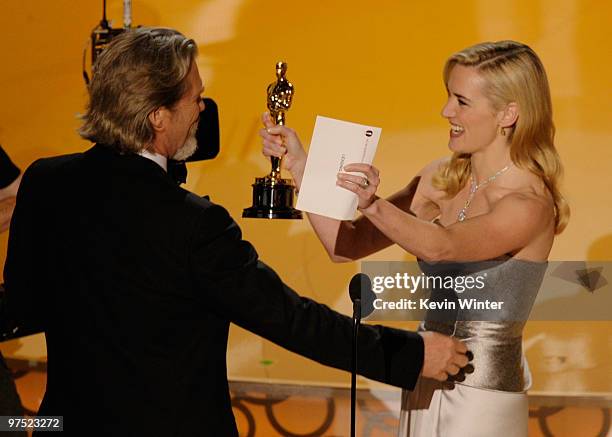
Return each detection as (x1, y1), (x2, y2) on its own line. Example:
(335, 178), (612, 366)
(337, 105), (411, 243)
(3, 144), (423, 436)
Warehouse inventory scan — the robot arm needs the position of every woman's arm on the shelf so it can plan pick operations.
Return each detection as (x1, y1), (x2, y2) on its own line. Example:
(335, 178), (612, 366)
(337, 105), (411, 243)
(304, 178), (421, 262)
(0, 196), (16, 233)
(260, 114), (440, 262)
(260, 113), (349, 261)
(334, 176), (419, 259)
(356, 188), (553, 262)
(335, 158), (446, 260)
(0, 174), (21, 233)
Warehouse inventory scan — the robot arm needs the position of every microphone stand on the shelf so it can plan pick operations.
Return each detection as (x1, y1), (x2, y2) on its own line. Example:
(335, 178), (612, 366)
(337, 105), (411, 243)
(351, 297), (361, 437)
(348, 272), (372, 437)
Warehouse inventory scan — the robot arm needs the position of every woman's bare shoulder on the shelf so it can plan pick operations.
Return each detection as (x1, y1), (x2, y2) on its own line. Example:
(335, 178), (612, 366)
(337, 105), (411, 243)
(415, 157), (450, 199)
(416, 156), (451, 178)
(397, 156), (450, 219)
(490, 168), (554, 208)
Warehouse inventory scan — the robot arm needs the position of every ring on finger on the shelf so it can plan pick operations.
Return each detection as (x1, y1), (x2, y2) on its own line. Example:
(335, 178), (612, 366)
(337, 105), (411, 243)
(362, 176), (369, 188)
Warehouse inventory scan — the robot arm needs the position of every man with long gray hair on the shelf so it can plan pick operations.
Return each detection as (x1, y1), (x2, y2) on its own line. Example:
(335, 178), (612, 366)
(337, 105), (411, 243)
(3, 27), (467, 436)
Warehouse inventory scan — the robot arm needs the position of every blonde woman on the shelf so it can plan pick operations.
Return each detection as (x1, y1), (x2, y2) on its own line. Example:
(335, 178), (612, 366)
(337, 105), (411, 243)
(261, 41), (569, 436)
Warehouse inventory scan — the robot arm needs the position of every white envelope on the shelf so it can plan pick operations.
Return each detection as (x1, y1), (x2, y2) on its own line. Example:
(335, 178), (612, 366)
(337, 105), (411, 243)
(296, 116), (381, 220)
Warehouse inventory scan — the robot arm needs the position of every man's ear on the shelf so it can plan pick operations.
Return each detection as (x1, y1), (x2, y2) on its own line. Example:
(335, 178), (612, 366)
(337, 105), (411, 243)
(148, 107), (170, 133)
(498, 102), (519, 128)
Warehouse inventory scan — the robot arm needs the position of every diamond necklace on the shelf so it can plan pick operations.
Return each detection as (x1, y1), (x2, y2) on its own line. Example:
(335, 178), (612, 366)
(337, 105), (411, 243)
(457, 165), (510, 222)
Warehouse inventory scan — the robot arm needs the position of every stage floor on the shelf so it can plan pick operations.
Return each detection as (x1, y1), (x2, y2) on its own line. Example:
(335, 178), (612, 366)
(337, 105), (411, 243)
(6, 358), (611, 437)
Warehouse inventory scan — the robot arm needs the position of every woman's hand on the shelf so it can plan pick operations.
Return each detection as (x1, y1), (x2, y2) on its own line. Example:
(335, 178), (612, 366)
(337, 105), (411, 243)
(259, 112), (307, 183)
(337, 163), (380, 210)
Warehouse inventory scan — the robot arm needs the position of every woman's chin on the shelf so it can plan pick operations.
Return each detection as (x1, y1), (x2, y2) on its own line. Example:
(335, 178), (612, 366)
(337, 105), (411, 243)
(447, 140), (463, 153)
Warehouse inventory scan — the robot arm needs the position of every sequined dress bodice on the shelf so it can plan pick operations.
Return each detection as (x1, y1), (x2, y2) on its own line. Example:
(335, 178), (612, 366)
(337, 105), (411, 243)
(418, 258), (547, 392)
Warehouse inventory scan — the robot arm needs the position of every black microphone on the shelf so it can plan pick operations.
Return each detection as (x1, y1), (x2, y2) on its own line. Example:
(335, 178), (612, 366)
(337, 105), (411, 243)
(348, 273), (374, 437)
(348, 273), (375, 319)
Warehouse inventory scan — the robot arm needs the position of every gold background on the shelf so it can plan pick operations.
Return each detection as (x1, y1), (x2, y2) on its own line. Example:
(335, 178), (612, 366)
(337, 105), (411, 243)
(0, 0), (610, 395)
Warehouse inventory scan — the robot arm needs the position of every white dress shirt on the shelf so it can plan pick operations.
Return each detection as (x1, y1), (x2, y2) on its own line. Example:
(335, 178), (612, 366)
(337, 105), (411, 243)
(139, 150), (168, 173)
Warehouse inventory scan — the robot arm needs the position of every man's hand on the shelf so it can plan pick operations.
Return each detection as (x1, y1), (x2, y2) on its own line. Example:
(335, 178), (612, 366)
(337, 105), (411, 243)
(418, 331), (470, 382)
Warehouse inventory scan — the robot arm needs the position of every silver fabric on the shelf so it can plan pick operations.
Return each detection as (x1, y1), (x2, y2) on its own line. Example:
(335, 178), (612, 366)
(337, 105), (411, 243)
(420, 257), (547, 391)
(398, 258), (547, 436)
(453, 321), (528, 391)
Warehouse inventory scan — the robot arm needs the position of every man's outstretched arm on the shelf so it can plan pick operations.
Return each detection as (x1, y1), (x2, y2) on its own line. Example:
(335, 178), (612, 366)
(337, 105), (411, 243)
(188, 200), (468, 389)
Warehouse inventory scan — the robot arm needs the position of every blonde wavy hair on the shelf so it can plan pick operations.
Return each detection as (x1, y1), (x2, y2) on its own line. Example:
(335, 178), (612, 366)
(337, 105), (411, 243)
(432, 41), (569, 234)
(79, 27), (197, 154)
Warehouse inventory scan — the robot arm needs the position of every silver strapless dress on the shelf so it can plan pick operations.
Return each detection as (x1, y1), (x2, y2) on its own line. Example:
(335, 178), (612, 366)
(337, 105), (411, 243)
(398, 258), (547, 437)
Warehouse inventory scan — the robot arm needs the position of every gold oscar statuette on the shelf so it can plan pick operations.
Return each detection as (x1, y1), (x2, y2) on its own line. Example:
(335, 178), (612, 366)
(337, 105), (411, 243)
(243, 61), (302, 219)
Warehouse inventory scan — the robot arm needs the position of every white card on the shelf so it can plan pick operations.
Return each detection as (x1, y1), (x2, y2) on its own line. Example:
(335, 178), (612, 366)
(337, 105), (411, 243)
(296, 116), (381, 220)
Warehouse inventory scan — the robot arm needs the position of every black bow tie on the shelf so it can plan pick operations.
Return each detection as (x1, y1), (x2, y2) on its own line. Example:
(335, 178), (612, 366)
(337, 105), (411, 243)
(167, 160), (187, 185)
